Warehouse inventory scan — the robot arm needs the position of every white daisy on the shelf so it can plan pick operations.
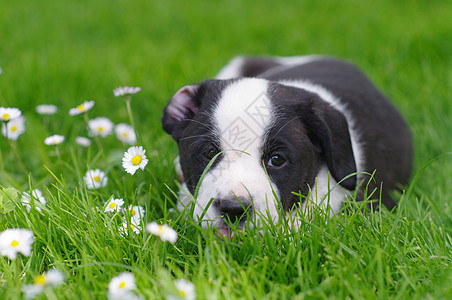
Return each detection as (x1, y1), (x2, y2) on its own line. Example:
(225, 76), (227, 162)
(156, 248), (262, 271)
(75, 136), (91, 147)
(122, 146), (149, 175)
(127, 204), (145, 221)
(146, 222), (178, 244)
(32, 269), (65, 287)
(119, 205), (144, 233)
(105, 198), (125, 213)
(44, 134), (65, 145)
(40, 269), (65, 286)
(22, 269), (65, 299)
(84, 169), (108, 190)
(21, 189), (47, 212)
(0, 107), (22, 122)
(115, 123), (137, 145)
(88, 117), (114, 138)
(1, 116), (25, 140)
(168, 279), (196, 300)
(121, 220), (141, 235)
(69, 100), (94, 116)
(0, 228), (34, 260)
(113, 86), (141, 97)
(130, 217), (141, 228)
(108, 272), (137, 297)
(36, 104), (58, 115)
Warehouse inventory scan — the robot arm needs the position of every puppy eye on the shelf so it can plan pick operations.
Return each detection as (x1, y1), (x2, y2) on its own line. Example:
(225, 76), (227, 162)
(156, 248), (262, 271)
(204, 147), (220, 160)
(267, 154), (287, 168)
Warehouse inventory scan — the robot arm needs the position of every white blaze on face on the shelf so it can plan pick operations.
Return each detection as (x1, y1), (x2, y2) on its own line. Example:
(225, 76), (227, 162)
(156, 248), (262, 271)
(193, 78), (281, 228)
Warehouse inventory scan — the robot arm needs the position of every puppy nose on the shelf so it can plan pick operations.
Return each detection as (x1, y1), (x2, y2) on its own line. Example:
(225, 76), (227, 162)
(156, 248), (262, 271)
(214, 198), (252, 223)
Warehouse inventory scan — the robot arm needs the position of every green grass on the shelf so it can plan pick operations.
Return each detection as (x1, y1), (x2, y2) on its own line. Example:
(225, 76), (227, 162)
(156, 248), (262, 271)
(1, 0), (451, 299)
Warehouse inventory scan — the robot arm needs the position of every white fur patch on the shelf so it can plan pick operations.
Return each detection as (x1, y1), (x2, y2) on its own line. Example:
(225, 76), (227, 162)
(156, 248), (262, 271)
(258, 55), (325, 78)
(302, 166), (349, 214)
(288, 166), (349, 231)
(215, 56), (247, 79)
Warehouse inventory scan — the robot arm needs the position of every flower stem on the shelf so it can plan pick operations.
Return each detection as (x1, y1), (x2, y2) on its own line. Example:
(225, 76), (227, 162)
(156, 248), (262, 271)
(43, 116), (49, 131)
(3, 120), (9, 140)
(14, 257), (21, 286)
(83, 113), (89, 124)
(8, 140), (28, 175)
(125, 97), (134, 127)
(161, 242), (167, 267)
(55, 146), (62, 162)
(145, 166), (157, 185)
(2, 121), (28, 174)
(83, 113), (103, 154)
(125, 97), (139, 140)
(93, 136), (104, 153)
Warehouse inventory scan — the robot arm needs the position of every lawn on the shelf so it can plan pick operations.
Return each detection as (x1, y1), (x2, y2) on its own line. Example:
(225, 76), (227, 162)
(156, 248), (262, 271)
(1, 0), (451, 299)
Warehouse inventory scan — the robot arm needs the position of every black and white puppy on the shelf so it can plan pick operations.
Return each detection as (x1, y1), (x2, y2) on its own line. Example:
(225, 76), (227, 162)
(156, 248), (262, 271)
(162, 55), (412, 234)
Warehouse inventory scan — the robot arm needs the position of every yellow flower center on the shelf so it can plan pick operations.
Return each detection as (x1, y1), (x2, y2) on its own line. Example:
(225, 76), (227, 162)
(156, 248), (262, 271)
(130, 209), (136, 216)
(2, 113), (10, 120)
(11, 240), (19, 247)
(125, 224), (135, 232)
(98, 127), (104, 132)
(11, 125), (17, 132)
(109, 203), (117, 209)
(34, 274), (47, 285)
(132, 155), (142, 165)
(77, 104), (85, 111)
(122, 133), (128, 137)
(119, 281), (126, 288)
(93, 176), (101, 182)
(180, 290), (186, 297)
(158, 225), (163, 233)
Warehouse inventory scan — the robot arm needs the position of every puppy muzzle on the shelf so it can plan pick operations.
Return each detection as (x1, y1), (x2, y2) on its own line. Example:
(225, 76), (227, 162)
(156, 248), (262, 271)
(213, 197), (253, 225)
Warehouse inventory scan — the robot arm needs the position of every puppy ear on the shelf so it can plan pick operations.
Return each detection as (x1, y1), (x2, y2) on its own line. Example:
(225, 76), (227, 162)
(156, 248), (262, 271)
(300, 99), (357, 190)
(161, 85), (199, 141)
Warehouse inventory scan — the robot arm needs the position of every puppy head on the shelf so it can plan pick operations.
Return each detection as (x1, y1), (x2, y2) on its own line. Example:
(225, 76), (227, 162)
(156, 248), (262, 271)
(162, 78), (356, 230)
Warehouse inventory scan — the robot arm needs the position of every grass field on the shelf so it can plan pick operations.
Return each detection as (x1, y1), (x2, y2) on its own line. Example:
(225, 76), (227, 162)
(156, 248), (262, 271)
(1, 0), (451, 299)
